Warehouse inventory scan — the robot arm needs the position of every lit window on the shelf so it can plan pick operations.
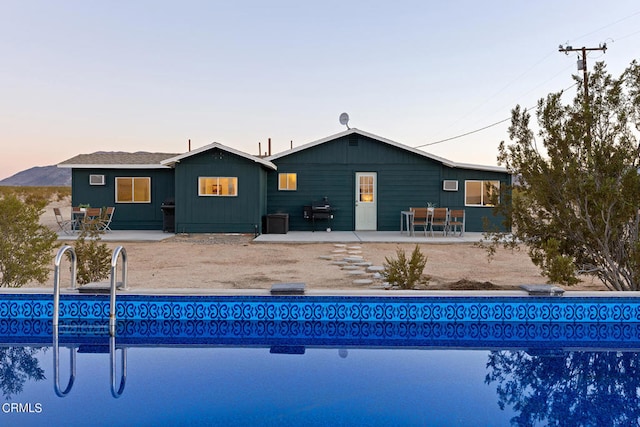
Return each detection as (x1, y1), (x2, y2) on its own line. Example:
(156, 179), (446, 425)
(199, 177), (238, 196)
(115, 177), (151, 203)
(278, 173), (297, 191)
(465, 180), (500, 206)
(359, 175), (374, 202)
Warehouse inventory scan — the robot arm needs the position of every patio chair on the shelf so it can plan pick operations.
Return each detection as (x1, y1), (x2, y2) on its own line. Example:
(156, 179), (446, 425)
(449, 209), (464, 236)
(53, 207), (75, 234)
(81, 207), (103, 230)
(449, 209), (465, 236)
(97, 207), (115, 232)
(429, 208), (448, 236)
(409, 207), (430, 236)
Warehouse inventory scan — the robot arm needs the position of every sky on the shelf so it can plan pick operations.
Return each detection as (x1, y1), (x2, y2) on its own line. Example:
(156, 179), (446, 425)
(1, 1), (639, 180)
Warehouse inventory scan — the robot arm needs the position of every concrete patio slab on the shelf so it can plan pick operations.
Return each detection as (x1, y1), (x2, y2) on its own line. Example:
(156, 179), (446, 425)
(56, 230), (173, 242)
(55, 230), (486, 244)
(254, 231), (485, 244)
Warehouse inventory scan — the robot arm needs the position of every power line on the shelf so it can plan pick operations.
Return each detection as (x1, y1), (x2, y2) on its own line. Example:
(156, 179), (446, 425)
(414, 83), (577, 149)
(413, 10), (635, 151)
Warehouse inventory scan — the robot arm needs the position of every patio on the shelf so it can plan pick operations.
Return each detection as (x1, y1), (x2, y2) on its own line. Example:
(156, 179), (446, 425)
(55, 230), (486, 243)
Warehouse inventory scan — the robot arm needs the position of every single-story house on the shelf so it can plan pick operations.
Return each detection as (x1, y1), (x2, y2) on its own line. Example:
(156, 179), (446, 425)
(58, 128), (511, 233)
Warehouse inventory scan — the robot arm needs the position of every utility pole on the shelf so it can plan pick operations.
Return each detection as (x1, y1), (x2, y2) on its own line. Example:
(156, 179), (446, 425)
(558, 43), (607, 103)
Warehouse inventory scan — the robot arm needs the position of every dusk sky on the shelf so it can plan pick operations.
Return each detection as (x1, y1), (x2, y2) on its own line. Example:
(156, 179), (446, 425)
(1, 1), (638, 180)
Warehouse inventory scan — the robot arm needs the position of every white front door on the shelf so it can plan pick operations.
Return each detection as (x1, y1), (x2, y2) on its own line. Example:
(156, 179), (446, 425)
(355, 172), (377, 230)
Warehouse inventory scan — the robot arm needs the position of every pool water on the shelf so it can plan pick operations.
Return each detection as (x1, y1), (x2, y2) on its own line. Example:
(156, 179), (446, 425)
(3, 344), (640, 426)
(3, 293), (640, 425)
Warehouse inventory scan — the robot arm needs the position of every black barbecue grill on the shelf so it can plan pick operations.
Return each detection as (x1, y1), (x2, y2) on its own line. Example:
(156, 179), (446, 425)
(303, 198), (334, 231)
(160, 197), (175, 232)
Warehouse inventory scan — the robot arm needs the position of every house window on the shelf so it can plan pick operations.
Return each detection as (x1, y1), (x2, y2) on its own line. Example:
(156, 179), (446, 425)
(115, 177), (151, 203)
(465, 180), (500, 206)
(199, 177), (238, 196)
(278, 173), (297, 191)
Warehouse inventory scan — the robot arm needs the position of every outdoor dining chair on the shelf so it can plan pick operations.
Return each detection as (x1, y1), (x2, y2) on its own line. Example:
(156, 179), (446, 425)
(448, 209), (465, 236)
(80, 207), (103, 230)
(53, 207), (74, 234)
(429, 208), (448, 236)
(409, 207), (430, 236)
(97, 207), (115, 232)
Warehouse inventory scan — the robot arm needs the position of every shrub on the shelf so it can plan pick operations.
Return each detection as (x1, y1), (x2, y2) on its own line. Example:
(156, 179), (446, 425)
(383, 245), (427, 289)
(0, 194), (58, 287)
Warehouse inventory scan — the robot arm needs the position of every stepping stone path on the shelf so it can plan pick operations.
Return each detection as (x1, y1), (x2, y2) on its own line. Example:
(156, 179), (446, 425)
(317, 244), (387, 287)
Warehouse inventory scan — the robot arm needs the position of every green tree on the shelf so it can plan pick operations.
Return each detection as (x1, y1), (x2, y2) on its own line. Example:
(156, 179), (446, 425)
(485, 60), (640, 290)
(0, 194), (58, 287)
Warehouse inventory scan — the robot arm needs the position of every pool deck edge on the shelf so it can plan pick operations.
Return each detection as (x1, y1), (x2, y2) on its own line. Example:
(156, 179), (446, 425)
(4, 287), (639, 298)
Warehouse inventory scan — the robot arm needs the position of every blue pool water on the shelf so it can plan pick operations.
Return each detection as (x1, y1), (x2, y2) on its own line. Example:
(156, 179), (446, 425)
(3, 293), (640, 426)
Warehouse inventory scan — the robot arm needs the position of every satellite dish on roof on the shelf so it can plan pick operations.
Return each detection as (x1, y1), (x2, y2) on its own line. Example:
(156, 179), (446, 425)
(339, 112), (350, 129)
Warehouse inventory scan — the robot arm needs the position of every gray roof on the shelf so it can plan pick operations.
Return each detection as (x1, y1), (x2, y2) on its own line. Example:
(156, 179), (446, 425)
(58, 152), (179, 169)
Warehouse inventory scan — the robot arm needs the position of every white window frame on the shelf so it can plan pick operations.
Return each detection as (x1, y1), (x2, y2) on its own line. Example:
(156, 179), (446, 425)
(198, 177), (238, 197)
(115, 177), (151, 203)
(278, 173), (297, 191)
(464, 180), (500, 207)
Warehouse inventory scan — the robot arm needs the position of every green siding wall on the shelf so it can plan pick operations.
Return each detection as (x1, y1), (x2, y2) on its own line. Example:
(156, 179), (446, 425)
(71, 168), (174, 230)
(441, 168), (511, 233)
(174, 147), (268, 233)
(267, 134), (510, 232)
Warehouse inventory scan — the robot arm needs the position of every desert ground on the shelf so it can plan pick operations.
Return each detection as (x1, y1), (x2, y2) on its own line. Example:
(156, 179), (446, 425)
(33, 197), (607, 292)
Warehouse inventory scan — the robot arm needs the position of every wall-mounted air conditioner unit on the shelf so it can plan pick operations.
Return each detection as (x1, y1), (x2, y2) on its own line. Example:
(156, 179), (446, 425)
(89, 174), (105, 186)
(442, 180), (458, 191)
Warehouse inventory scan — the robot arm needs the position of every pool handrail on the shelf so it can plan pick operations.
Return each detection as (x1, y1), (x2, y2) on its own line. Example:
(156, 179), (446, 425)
(53, 245), (77, 328)
(109, 246), (127, 337)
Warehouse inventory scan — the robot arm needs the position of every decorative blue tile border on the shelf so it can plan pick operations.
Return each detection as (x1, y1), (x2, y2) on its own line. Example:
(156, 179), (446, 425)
(3, 294), (640, 322)
(3, 294), (640, 348)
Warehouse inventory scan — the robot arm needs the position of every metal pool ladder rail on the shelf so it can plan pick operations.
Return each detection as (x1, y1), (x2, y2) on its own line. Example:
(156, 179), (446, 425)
(51, 245), (128, 398)
(53, 245), (77, 329)
(52, 245), (128, 337)
(109, 245), (128, 337)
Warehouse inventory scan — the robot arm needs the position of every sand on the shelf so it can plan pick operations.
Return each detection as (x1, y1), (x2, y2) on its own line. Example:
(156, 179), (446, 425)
(32, 197), (606, 292)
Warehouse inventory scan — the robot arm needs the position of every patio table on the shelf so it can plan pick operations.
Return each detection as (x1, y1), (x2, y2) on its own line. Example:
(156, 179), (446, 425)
(400, 210), (414, 236)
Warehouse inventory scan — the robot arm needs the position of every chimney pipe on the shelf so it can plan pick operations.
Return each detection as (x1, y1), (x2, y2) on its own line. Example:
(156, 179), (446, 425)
(290, 140), (293, 149)
(258, 142), (262, 157)
(188, 139), (191, 152)
(268, 138), (271, 156)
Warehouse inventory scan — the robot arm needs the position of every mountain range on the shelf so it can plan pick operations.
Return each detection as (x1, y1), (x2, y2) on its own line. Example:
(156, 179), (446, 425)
(0, 165), (72, 187)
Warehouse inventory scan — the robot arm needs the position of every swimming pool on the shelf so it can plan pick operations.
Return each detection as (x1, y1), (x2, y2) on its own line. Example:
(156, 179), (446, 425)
(2, 292), (640, 425)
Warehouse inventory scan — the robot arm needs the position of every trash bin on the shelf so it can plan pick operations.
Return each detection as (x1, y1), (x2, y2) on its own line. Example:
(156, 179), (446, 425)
(160, 198), (175, 232)
(265, 213), (289, 234)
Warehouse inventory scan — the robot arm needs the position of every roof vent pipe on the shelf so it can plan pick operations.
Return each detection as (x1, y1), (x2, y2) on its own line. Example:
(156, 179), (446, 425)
(268, 138), (271, 156)
(258, 142), (262, 157)
(188, 139), (191, 152)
